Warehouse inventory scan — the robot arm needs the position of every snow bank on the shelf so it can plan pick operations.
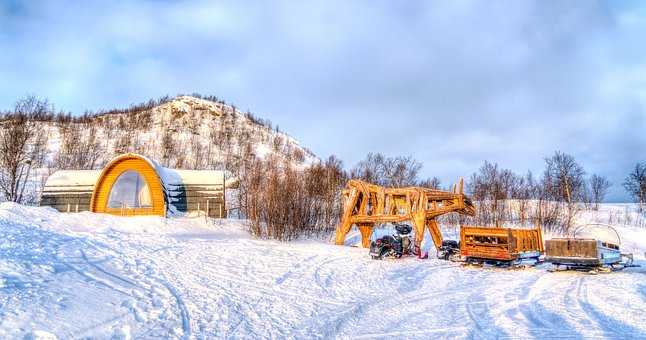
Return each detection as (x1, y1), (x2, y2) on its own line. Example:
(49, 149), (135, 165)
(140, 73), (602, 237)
(1, 203), (645, 339)
(0, 202), (248, 237)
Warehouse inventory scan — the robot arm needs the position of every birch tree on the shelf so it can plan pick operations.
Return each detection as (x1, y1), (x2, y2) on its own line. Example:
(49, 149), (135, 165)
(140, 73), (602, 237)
(0, 96), (50, 203)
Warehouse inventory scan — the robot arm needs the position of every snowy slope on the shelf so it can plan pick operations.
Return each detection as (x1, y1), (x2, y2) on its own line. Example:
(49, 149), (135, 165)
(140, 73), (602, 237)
(47, 95), (317, 167)
(1, 203), (646, 339)
(12, 95), (317, 204)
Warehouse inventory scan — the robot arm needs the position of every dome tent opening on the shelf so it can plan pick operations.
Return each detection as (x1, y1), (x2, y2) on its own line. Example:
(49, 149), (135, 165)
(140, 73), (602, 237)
(107, 170), (153, 209)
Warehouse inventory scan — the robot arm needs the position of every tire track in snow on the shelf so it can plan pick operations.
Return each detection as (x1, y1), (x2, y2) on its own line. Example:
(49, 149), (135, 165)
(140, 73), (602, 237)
(159, 279), (192, 339)
(313, 257), (346, 290)
(510, 273), (569, 336)
(58, 257), (133, 297)
(79, 237), (192, 338)
(274, 255), (317, 285)
(461, 269), (516, 340)
(80, 250), (140, 288)
(465, 293), (490, 338)
(560, 275), (606, 337)
(577, 276), (646, 338)
(320, 260), (459, 338)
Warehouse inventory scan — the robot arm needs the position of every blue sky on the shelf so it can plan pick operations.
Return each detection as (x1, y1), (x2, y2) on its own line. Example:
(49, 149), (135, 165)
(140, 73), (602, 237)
(1, 1), (645, 201)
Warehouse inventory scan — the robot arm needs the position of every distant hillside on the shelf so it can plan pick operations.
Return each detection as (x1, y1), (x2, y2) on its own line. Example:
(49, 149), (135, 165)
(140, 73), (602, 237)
(39, 95), (317, 171)
(0, 95), (318, 203)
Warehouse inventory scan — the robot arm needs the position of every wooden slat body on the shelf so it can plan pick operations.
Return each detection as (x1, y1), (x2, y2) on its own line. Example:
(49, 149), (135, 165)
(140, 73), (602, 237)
(460, 225), (543, 261)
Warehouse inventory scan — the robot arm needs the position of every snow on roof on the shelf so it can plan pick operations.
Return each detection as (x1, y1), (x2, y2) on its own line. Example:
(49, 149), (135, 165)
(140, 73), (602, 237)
(44, 167), (226, 189)
(44, 154), (229, 191)
(159, 168), (225, 186)
(44, 170), (102, 188)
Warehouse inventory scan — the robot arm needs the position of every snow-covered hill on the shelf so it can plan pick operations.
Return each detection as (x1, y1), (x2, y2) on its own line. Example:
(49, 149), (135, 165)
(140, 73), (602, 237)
(6, 95), (317, 204)
(41, 95), (316, 172)
(1, 203), (645, 339)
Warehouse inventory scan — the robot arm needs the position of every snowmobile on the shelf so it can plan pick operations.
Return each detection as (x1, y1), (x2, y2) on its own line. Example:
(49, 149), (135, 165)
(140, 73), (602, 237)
(369, 224), (413, 260)
(437, 240), (460, 260)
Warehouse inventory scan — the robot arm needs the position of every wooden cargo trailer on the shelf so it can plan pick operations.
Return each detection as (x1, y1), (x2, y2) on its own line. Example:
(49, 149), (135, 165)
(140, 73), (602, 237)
(460, 225), (544, 263)
(545, 238), (621, 268)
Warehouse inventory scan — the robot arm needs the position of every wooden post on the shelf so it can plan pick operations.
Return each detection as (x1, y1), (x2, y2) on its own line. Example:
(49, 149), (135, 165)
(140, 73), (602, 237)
(412, 211), (426, 250)
(335, 188), (359, 245)
(426, 219), (443, 250)
(67, 203), (70, 213)
(358, 223), (373, 248)
(206, 199), (210, 218)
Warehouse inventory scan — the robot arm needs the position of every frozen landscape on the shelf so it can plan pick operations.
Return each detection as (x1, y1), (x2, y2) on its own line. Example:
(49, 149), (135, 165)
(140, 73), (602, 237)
(1, 202), (645, 339)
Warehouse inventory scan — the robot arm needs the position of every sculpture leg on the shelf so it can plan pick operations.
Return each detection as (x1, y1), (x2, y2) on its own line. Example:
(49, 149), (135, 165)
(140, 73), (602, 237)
(426, 219), (443, 251)
(412, 212), (427, 254)
(335, 189), (359, 245)
(335, 219), (354, 245)
(358, 223), (373, 248)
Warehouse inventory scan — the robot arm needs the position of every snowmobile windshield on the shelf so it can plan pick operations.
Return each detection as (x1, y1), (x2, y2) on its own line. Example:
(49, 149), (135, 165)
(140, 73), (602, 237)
(573, 224), (621, 245)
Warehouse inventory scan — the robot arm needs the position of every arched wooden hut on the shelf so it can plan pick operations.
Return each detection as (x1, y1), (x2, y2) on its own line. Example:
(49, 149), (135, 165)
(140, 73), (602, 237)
(40, 153), (230, 218)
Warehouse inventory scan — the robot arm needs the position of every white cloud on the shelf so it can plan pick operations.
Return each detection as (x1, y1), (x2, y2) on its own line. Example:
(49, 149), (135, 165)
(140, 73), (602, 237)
(0, 0), (644, 201)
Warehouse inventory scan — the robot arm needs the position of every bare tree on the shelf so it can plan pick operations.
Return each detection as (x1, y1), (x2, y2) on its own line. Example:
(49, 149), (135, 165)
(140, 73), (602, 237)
(624, 162), (646, 212)
(55, 123), (103, 169)
(351, 153), (421, 187)
(159, 129), (176, 167)
(0, 96), (50, 203)
(240, 154), (347, 241)
(543, 151), (586, 231)
(467, 161), (519, 226)
(589, 174), (611, 210)
(419, 177), (441, 189)
(190, 133), (205, 169)
(350, 152), (385, 185)
(383, 155), (422, 187)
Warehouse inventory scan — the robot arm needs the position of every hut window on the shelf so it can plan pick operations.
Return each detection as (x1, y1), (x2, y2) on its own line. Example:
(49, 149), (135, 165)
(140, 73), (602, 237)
(108, 171), (152, 208)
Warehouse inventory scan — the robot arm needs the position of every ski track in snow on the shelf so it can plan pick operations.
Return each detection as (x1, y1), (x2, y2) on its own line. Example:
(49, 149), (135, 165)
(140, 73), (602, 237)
(1, 203), (646, 339)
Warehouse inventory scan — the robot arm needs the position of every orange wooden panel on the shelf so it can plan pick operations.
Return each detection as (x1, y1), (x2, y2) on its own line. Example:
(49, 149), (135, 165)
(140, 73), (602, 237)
(90, 154), (166, 216)
(460, 225), (543, 260)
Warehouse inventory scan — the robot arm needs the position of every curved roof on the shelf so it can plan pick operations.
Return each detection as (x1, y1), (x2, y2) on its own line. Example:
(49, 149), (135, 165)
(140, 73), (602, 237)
(90, 153), (166, 216)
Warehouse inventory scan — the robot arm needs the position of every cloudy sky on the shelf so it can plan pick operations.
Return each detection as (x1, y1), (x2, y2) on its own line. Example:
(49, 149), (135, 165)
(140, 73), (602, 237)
(1, 1), (645, 201)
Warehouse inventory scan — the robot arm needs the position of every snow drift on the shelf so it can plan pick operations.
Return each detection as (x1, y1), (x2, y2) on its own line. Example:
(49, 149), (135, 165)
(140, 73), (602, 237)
(1, 202), (645, 339)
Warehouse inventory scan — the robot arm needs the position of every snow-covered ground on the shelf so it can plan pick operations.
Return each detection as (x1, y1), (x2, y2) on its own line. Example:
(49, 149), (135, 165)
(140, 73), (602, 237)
(1, 203), (646, 339)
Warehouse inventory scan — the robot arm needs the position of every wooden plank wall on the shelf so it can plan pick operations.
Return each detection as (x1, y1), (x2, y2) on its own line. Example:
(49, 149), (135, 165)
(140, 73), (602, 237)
(545, 239), (598, 258)
(460, 225), (544, 261)
(167, 184), (226, 218)
(40, 191), (93, 212)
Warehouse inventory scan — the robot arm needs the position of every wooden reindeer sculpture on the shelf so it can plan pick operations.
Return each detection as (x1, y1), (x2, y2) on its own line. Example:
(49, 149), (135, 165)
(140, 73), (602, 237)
(334, 178), (476, 251)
